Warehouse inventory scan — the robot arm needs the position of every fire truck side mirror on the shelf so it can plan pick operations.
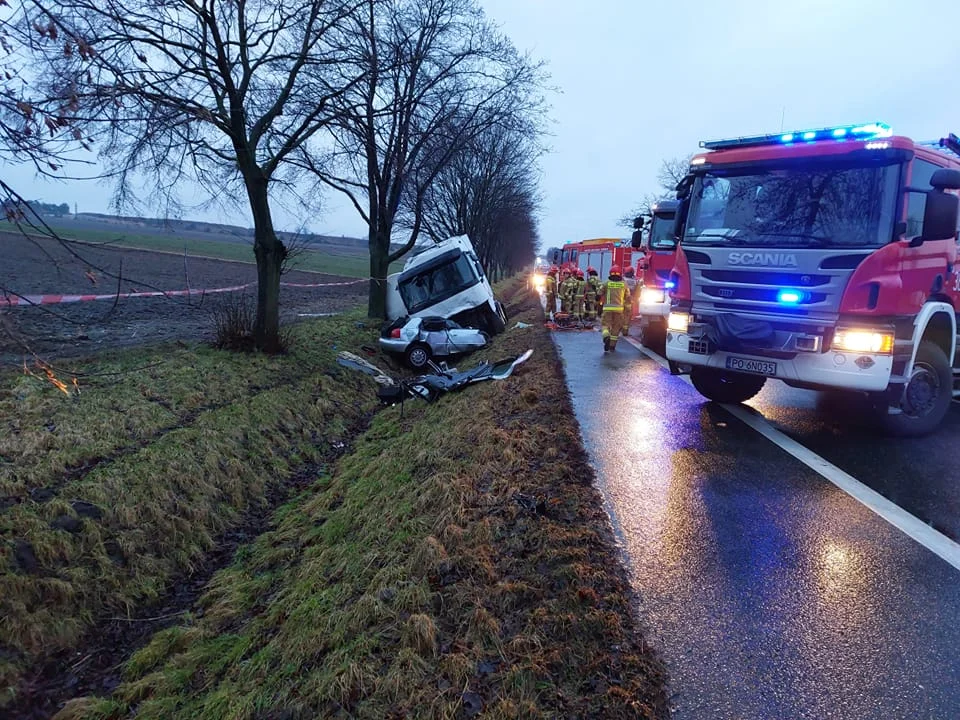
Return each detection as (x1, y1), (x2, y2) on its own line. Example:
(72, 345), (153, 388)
(914, 189), (960, 246)
(632, 216), (645, 230)
(630, 229), (644, 248)
(930, 168), (960, 191)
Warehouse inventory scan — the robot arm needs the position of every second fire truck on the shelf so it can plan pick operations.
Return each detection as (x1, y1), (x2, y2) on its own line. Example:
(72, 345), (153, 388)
(631, 200), (679, 350)
(665, 123), (960, 436)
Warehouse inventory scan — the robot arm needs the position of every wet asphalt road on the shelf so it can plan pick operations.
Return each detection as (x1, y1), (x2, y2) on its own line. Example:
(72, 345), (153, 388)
(553, 329), (960, 720)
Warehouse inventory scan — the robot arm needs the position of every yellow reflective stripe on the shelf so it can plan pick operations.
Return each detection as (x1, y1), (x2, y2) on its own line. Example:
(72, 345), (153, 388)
(603, 305), (623, 311)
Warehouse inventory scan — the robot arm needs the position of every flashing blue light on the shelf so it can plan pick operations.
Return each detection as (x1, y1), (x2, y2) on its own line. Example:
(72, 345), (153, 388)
(851, 122), (893, 138)
(664, 280), (677, 290)
(777, 289), (802, 305)
(702, 122), (893, 150)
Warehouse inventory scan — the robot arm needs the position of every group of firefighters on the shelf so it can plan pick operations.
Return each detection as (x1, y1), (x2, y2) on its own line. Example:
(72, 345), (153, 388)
(543, 264), (637, 352)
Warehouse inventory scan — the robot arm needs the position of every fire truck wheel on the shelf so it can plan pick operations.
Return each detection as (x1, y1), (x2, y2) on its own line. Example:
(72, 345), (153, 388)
(405, 342), (432, 370)
(690, 367), (766, 404)
(881, 340), (952, 437)
(641, 322), (666, 353)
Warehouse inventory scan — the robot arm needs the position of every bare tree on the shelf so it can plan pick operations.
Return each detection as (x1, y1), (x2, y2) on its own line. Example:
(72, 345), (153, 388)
(619, 154), (694, 227)
(413, 120), (542, 279)
(13, 0), (364, 351)
(300, 0), (546, 318)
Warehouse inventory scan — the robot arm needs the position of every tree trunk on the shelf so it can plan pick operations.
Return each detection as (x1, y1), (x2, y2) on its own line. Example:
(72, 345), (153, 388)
(245, 176), (285, 352)
(368, 226), (391, 319)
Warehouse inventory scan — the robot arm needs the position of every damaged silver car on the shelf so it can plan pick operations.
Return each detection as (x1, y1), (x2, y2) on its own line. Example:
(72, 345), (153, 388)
(379, 316), (489, 369)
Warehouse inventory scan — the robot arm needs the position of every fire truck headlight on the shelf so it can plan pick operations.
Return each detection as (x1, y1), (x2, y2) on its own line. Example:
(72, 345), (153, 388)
(533, 274), (545, 291)
(640, 288), (667, 305)
(832, 328), (895, 355)
(668, 312), (690, 334)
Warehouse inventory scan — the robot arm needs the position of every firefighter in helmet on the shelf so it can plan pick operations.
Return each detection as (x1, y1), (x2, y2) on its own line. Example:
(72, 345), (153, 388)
(544, 265), (559, 318)
(622, 265), (638, 336)
(584, 266), (600, 320)
(574, 268), (586, 321)
(600, 265), (631, 352)
(559, 266), (576, 314)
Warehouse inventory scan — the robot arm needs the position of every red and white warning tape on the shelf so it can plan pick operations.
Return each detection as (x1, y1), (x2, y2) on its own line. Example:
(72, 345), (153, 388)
(279, 279), (368, 288)
(0, 277), (367, 308)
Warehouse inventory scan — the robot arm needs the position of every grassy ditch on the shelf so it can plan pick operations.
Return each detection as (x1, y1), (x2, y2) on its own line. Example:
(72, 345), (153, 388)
(56, 282), (669, 719)
(0, 313), (382, 710)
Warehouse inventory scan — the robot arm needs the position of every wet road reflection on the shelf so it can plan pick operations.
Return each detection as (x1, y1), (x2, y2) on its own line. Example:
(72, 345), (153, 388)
(553, 330), (960, 719)
(745, 380), (960, 541)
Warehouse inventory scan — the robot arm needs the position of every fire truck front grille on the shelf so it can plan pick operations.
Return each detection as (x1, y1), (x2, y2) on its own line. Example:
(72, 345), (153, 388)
(700, 270), (831, 287)
(687, 249), (863, 324)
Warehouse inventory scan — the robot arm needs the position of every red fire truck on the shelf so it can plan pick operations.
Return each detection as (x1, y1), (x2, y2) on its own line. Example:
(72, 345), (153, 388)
(555, 237), (633, 279)
(630, 200), (678, 350)
(665, 123), (960, 436)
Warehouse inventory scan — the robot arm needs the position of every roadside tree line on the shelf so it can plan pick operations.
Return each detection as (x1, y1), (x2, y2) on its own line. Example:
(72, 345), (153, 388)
(2, 0), (547, 350)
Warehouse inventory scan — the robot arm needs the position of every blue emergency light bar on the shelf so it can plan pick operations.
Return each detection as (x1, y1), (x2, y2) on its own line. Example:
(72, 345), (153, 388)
(700, 122), (893, 150)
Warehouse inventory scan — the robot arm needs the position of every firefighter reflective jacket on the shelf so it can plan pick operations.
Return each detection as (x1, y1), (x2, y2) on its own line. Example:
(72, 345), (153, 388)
(601, 280), (630, 312)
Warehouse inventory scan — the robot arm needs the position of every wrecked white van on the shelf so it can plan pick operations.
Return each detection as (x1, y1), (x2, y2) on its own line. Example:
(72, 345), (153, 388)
(386, 235), (507, 334)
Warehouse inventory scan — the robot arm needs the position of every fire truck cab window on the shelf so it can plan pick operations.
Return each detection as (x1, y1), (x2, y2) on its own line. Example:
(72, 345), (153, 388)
(906, 159), (942, 238)
(684, 164), (900, 248)
(650, 214), (677, 250)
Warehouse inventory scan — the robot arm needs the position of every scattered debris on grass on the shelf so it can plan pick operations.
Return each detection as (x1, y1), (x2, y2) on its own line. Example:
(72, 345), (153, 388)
(338, 348), (534, 404)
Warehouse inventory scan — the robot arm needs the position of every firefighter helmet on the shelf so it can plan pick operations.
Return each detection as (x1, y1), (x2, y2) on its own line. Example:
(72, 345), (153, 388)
(587, 266), (597, 276)
(623, 266), (635, 277)
(549, 265), (559, 275)
(576, 269), (584, 279)
(609, 265), (622, 277)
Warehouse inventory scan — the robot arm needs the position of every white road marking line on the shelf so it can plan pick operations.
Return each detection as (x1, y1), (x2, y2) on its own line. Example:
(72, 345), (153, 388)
(622, 335), (960, 572)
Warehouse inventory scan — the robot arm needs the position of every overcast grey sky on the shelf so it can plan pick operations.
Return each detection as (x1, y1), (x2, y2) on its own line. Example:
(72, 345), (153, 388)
(7, 0), (960, 248)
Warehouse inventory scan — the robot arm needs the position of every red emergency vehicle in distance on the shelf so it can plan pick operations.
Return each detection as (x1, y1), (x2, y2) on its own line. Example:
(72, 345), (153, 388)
(630, 200), (678, 350)
(665, 123), (960, 436)
(556, 238), (633, 280)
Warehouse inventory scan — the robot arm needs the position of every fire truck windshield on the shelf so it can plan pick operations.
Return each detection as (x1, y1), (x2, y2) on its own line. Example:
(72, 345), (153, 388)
(683, 162), (901, 248)
(650, 214), (677, 250)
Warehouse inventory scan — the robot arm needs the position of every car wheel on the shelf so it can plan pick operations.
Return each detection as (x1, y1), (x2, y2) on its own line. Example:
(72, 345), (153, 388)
(881, 340), (952, 437)
(690, 367), (766, 404)
(405, 342), (432, 370)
